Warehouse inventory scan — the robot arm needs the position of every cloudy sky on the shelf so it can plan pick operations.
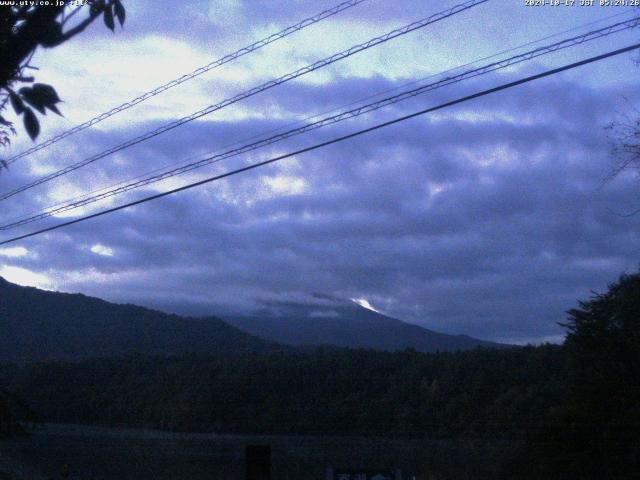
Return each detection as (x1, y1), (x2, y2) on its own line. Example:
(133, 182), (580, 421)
(1, 0), (639, 344)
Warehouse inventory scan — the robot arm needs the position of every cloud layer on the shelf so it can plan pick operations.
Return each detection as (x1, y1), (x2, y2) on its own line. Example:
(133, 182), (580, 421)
(0, 0), (639, 344)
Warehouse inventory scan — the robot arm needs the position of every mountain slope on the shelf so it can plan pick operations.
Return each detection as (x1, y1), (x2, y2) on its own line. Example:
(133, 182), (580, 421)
(0, 277), (283, 364)
(224, 301), (506, 353)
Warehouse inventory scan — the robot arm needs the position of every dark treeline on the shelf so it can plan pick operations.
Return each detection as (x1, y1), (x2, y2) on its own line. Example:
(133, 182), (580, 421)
(0, 345), (567, 438)
(0, 346), (569, 479)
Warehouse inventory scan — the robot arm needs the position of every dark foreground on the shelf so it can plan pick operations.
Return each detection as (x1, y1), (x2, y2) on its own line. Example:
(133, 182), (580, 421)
(0, 424), (512, 480)
(3, 272), (640, 479)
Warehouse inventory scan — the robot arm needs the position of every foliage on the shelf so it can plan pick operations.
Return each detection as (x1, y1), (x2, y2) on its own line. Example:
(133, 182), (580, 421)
(0, 345), (568, 438)
(564, 271), (640, 384)
(0, 0), (125, 149)
(0, 345), (569, 478)
(607, 105), (640, 183)
(2, 271), (639, 477)
(504, 271), (640, 479)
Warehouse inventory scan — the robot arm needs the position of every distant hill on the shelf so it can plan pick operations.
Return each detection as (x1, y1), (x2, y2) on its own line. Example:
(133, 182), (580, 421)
(224, 299), (506, 353)
(0, 277), (283, 364)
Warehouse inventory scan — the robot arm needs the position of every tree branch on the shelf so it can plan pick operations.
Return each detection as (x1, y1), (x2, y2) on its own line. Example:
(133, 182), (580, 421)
(51, 11), (101, 47)
(60, 5), (83, 27)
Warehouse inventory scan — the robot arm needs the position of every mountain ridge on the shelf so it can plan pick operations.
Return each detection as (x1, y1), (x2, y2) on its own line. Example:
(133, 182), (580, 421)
(225, 302), (506, 353)
(0, 277), (506, 363)
(0, 277), (284, 364)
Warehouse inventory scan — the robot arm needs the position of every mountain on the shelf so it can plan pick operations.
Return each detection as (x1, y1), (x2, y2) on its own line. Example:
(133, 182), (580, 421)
(0, 277), (504, 364)
(223, 298), (506, 353)
(0, 277), (283, 364)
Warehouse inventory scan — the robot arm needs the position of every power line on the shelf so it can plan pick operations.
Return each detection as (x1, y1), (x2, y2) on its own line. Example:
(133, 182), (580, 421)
(1, 42), (637, 246)
(3, 0), (369, 165)
(0, 0), (488, 202)
(2, 15), (635, 228)
(2, 15), (637, 231)
(10, 7), (633, 226)
(15, 7), (631, 226)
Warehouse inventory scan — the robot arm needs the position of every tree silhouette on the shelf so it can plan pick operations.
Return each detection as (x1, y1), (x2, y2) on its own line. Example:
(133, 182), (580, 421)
(564, 271), (640, 386)
(505, 271), (640, 479)
(0, 0), (125, 434)
(607, 104), (640, 189)
(0, 0), (125, 151)
(561, 272), (640, 478)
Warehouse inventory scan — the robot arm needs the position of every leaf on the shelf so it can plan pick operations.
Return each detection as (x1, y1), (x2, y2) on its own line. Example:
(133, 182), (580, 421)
(32, 83), (61, 104)
(0, 115), (12, 127)
(19, 87), (46, 114)
(104, 5), (115, 31)
(47, 103), (62, 116)
(23, 107), (40, 141)
(9, 93), (24, 114)
(19, 84), (62, 115)
(114, 0), (126, 26)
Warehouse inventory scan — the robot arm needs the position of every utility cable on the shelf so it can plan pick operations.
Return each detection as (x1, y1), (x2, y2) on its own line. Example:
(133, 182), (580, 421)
(1, 42), (637, 246)
(3, 0), (370, 165)
(2, 15), (636, 230)
(0, 0), (488, 201)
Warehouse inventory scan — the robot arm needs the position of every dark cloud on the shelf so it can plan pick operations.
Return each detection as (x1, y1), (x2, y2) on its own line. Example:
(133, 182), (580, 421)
(1, 14), (639, 345)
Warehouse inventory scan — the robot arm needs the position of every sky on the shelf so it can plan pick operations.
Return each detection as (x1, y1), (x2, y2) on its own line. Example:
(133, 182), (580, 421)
(1, 0), (639, 344)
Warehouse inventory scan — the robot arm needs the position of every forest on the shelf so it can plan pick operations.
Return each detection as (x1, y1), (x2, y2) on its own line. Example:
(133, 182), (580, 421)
(1, 271), (639, 479)
(0, 345), (566, 437)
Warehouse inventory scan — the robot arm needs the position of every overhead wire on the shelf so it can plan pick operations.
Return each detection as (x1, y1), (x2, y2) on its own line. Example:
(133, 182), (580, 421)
(11, 5), (631, 224)
(3, 0), (370, 165)
(0, 0), (489, 201)
(1, 42), (638, 246)
(5, 7), (634, 224)
(2, 14), (637, 231)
